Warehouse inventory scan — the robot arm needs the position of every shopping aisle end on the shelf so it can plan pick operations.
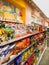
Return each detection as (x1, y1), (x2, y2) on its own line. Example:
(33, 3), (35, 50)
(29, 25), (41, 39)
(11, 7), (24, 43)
(39, 47), (49, 65)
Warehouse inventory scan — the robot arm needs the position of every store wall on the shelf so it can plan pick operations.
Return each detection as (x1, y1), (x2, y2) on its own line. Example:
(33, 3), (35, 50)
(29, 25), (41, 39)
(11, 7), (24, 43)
(26, 4), (33, 24)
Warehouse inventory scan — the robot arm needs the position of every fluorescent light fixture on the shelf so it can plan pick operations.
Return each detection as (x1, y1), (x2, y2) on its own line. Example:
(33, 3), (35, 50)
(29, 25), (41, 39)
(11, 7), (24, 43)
(33, 0), (49, 18)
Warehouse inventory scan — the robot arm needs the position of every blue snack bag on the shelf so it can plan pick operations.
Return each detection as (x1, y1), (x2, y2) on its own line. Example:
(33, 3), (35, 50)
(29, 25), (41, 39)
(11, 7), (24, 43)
(14, 55), (22, 65)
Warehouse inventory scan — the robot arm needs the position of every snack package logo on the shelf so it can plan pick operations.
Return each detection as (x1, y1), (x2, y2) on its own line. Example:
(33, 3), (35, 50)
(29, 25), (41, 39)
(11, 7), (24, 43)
(2, 6), (12, 12)
(4, 11), (16, 22)
(0, 0), (12, 12)
(0, 0), (23, 22)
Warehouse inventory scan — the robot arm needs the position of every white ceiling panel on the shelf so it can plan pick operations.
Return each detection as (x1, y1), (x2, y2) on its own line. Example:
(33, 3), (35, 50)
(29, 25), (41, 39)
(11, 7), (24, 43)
(33, 0), (49, 18)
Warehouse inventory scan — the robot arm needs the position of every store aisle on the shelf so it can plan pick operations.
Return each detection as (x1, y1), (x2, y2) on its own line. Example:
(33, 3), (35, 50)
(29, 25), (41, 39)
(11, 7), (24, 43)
(39, 47), (49, 65)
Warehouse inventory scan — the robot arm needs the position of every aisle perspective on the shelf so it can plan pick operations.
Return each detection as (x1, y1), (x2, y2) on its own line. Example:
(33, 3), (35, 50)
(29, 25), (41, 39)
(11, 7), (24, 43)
(0, 0), (48, 65)
(0, 21), (47, 65)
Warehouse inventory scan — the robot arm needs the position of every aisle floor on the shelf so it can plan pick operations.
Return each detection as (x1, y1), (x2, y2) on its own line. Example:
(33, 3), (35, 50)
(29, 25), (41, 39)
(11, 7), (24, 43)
(39, 47), (49, 65)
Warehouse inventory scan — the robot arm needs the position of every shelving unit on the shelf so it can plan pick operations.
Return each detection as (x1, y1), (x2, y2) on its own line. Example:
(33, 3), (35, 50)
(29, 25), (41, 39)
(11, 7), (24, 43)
(0, 0), (47, 65)
(2, 42), (35, 65)
(0, 20), (47, 65)
(35, 45), (47, 65)
(0, 31), (46, 65)
(23, 38), (47, 65)
(21, 49), (36, 65)
(0, 31), (47, 65)
(0, 30), (46, 47)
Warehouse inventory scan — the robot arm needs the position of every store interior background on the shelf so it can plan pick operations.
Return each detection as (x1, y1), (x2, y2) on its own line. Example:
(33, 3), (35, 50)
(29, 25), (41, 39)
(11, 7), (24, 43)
(33, 0), (49, 18)
(0, 0), (49, 65)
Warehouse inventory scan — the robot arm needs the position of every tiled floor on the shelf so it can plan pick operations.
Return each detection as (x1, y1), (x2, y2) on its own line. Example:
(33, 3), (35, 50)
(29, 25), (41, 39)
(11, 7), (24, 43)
(39, 47), (49, 65)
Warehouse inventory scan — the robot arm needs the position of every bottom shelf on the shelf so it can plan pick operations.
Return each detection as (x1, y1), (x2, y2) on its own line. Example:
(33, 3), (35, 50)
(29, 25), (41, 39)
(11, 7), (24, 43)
(35, 45), (47, 65)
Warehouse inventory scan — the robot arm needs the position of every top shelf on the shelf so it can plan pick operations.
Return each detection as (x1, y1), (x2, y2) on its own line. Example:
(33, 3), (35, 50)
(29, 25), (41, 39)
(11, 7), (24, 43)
(0, 18), (47, 27)
(0, 17), (16, 23)
(0, 31), (46, 47)
(31, 21), (47, 27)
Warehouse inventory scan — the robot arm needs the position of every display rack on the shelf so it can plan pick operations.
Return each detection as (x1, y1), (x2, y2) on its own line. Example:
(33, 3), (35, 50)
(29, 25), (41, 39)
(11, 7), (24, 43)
(21, 38), (47, 65)
(2, 42), (35, 65)
(21, 49), (36, 65)
(0, 30), (46, 47)
(0, 1), (47, 65)
(0, 20), (47, 65)
(0, 30), (47, 65)
(31, 21), (47, 28)
(0, 34), (32, 47)
(3, 36), (44, 65)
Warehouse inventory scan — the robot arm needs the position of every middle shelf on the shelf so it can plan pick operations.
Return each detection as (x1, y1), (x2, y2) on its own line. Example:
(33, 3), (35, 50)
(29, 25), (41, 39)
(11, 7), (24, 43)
(0, 30), (46, 47)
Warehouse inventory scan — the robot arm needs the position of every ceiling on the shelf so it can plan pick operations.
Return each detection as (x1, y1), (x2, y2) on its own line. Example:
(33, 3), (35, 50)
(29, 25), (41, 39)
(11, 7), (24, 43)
(33, 0), (49, 18)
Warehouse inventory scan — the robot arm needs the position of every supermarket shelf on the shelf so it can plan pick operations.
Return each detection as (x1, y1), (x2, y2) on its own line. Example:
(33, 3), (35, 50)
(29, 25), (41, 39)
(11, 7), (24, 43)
(21, 42), (47, 65)
(0, 31), (46, 47)
(0, 17), (47, 27)
(2, 41), (36, 65)
(31, 21), (47, 27)
(0, 34), (32, 47)
(1, 33), (46, 65)
(0, 18), (16, 23)
(0, 20), (23, 24)
(35, 45), (47, 65)
(21, 49), (35, 65)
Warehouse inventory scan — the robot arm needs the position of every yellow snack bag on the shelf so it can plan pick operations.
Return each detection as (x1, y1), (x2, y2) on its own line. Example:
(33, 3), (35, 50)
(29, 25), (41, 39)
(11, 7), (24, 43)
(0, 29), (2, 35)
